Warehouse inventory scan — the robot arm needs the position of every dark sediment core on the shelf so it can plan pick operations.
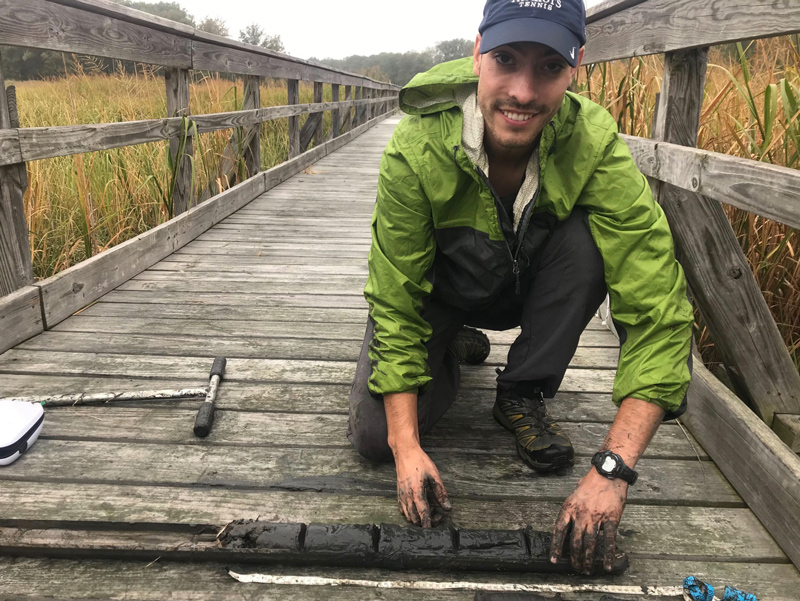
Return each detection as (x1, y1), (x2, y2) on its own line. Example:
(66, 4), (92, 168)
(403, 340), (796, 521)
(217, 520), (628, 575)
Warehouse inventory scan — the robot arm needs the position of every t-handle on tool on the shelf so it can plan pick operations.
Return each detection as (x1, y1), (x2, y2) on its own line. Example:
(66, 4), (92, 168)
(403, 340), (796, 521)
(194, 356), (226, 438)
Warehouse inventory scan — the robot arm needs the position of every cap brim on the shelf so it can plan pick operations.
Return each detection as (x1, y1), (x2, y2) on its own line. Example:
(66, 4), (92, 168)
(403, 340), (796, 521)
(479, 18), (581, 67)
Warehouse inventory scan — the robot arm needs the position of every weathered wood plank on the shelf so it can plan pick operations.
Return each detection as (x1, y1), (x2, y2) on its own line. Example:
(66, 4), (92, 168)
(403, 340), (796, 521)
(313, 81), (323, 147)
(651, 49), (800, 424)
(0, 485), (773, 560)
(2, 556), (797, 601)
(243, 75), (261, 179)
(37, 406), (700, 459)
(0, 0), (192, 67)
(0, 99), (383, 167)
(13, 331), (618, 370)
(102, 290), (368, 307)
(0, 375), (620, 426)
(191, 41), (396, 89)
(288, 79), (300, 159)
(299, 112), (323, 152)
(0, 286), (43, 354)
(623, 135), (800, 229)
(585, 0), (648, 22)
(0, 438), (737, 504)
(0, 59), (32, 296)
(682, 362), (800, 569)
(330, 83), (341, 141)
(584, 0), (800, 65)
(0, 129), (21, 163)
(773, 414), (800, 453)
(164, 67), (192, 216)
(0, 349), (614, 391)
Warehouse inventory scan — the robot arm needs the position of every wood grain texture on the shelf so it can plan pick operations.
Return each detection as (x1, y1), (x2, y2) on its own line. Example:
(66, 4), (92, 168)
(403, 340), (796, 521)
(288, 79), (300, 159)
(0, 491), (775, 560)
(0, 0), (191, 67)
(37, 406), (702, 460)
(313, 81), (323, 147)
(164, 67), (192, 216)
(773, 414), (800, 453)
(2, 556), (799, 601)
(330, 83), (341, 141)
(243, 76), (261, 179)
(584, 0), (800, 64)
(623, 135), (800, 229)
(342, 85), (353, 134)
(652, 50), (800, 423)
(0, 61), (32, 297)
(682, 362), (800, 568)
(0, 129), (21, 163)
(0, 99), (391, 166)
(585, 0), (647, 22)
(0, 437), (737, 504)
(0, 286), (43, 354)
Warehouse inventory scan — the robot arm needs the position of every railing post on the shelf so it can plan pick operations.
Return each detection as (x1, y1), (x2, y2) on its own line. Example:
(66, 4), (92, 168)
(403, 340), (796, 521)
(342, 85), (352, 134)
(354, 86), (363, 128)
(313, 81), (324, 147)
(288, 79), (300, 159)
(330, 83), (341, 141)
(0, 54), (33, 296)
(164, 67), (193, 216)
(243, 75), (261, 179)
(651, 48), (800, 425)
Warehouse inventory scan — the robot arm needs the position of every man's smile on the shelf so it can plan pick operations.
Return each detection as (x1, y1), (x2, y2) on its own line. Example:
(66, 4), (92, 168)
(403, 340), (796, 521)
(499, 109), (537, 123)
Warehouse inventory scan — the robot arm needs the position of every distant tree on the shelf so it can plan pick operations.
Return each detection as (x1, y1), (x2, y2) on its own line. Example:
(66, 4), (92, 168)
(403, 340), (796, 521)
(197, 17), (229, 37)
(432, 39), (475, 64)
(261, 34), (285, 53)
(239, 23), (285, 52)
(239, 23), (265, 46)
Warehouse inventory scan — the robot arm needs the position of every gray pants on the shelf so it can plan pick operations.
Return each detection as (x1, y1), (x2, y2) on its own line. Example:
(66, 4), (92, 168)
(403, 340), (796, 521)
(347, 209), (607, 462)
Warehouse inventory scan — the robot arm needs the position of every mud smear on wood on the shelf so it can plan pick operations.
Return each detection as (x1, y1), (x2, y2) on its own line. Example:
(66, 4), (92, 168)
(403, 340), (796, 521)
(217, 520), (628, 575)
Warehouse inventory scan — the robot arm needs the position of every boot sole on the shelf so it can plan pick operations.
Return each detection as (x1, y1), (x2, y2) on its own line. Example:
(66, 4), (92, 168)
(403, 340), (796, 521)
(492, 404), (575, 473)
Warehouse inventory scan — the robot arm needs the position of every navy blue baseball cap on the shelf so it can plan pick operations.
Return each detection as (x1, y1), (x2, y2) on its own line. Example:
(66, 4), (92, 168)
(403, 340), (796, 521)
(479, 0), (587, 67)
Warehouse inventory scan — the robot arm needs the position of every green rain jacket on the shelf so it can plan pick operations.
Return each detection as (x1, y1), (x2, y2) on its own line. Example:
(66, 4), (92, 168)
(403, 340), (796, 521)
(364, 57), (693, 416)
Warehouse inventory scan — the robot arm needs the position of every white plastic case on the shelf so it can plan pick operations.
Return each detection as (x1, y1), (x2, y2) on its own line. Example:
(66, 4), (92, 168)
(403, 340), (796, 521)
(0, 400), (44, 466)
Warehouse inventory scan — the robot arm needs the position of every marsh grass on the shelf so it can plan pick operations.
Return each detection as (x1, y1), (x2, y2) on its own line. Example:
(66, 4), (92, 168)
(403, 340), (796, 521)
(15, 61), (339, 278)
(576, 37), (800, 372)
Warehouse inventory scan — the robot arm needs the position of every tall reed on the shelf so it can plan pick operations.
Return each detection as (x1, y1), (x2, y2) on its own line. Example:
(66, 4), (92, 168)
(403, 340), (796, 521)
(576, 37), (800, 373)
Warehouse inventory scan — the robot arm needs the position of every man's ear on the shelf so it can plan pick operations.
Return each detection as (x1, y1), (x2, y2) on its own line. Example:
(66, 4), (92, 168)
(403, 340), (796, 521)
(574, 46), (585, 72)
(473, 34), (482, 76)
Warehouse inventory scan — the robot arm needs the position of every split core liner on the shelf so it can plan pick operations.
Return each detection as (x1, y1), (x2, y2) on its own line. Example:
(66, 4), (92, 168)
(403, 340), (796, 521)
(218, 520), (628, 574)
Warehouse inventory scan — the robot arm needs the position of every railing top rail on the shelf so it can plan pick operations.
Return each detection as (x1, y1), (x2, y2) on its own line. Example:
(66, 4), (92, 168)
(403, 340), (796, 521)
(584, 0), (800, 65)
(1, 0), (400, 89)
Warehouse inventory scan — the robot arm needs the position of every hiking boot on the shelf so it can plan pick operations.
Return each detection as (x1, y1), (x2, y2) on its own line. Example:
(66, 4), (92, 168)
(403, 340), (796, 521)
(492, 389), (574, 472)
(448, 326), (490, 365)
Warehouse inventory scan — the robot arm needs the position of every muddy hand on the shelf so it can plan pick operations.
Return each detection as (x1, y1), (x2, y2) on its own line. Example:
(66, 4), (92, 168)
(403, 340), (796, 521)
(549, 469), (627, 574)
(394, 445), (452, 527)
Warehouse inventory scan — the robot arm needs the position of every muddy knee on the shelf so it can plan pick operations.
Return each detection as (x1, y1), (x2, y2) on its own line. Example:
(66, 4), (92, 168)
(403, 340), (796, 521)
(348, 416), (393, 463)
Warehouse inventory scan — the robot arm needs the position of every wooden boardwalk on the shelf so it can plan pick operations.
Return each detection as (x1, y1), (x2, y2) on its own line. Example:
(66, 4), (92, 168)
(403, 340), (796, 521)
(0, 116), (798, 600)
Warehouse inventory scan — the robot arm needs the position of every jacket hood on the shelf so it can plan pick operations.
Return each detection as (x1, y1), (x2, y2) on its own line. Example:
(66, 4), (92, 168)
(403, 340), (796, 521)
(400, 57), (479, 115)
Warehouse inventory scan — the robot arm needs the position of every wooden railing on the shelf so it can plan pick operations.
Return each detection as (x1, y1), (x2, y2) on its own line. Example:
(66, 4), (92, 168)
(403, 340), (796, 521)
(0, 0), (399, 346)
(584, 0), (800, 569)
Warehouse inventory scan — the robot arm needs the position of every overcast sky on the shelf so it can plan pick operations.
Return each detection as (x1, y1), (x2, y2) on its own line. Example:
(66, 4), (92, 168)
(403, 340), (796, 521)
(180, 0), (604, 61)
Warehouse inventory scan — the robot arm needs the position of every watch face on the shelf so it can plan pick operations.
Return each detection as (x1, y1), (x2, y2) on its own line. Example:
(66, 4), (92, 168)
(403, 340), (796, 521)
(601, 456), (618, 473)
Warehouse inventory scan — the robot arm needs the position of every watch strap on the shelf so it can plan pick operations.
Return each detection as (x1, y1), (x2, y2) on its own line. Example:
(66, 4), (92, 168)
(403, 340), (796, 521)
(592, 451), (638, 485)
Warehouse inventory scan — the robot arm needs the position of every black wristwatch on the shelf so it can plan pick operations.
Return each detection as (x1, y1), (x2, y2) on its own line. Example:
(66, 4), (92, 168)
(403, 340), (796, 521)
(591, 451), (638, 485)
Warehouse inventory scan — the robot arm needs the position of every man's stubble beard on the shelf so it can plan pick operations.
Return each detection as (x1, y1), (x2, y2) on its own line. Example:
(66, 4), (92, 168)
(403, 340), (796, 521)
(479, 96), (561, 152)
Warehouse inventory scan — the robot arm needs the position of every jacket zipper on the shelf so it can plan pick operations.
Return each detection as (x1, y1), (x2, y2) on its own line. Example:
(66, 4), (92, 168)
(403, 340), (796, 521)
(474, 165), (540, 294)
(452, 145), (544, 295)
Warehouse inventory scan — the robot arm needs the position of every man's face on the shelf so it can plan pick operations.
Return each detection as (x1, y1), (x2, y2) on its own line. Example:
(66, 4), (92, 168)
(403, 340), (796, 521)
(473, 36), (583, 154)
